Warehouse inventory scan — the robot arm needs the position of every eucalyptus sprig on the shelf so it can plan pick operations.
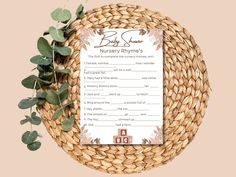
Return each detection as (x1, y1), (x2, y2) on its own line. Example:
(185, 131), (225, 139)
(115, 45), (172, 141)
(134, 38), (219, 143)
(18, 4), (85, 151)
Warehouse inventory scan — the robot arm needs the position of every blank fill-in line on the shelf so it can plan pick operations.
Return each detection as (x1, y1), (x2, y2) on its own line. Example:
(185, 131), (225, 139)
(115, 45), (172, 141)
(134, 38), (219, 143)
(118, 78), (141, 80)
(110, 103), (123, 105)
(131, 125), (157, 127)
(85, 66), (115, 69)
(147, 115), (160, 117)
(84, 81), (105, 83)
(108, 115), (124, 116)
(118, 86), (144, 88)
(94, 125), (116, 127)
(109, 64), (135, 65)
(132, 70), (157, 72)
(85, 70), (113, 72)
(121, 94), (136, 96)
(103, 109), (117, 111)
(84, 89), (103, 91)
(97, 119), (118, 121)
(135, 120), (160, 121)
(84, 97), (105, 99)
(147, 103), (160, 105)
(128, 109), (149, 111)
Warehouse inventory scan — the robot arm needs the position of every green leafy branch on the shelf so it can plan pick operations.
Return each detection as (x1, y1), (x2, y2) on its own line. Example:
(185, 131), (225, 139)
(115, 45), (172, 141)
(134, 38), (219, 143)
(18, 3), (85, 151)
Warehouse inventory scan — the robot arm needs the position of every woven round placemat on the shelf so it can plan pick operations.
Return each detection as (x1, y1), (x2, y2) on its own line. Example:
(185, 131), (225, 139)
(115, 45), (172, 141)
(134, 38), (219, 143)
(39, 3), (211, 174)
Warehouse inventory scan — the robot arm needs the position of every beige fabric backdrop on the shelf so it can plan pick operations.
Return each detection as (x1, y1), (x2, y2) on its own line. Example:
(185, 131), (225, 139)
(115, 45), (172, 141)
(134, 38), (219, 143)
(0, 0), (235, 176)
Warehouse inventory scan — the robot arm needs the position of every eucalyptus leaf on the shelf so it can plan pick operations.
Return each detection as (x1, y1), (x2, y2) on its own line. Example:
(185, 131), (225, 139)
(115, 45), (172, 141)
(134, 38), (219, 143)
(65, 28), (75, 35)
(43, 31), (49, 36)
(36, 91), (47, 99)
(37, 37), (53, 58)
(20, 115), (31, 125)
(60, 25), (75, 35)
(76, 4), (84, 14)
(55, 68), (70, 75)
(52, 107), (64, 120)
(21, 75), (40, 90)
(36, 92), (47, 106)
(54, 46), (71, 56)
(62, 116), (75, 132)
(52, 100), (74, 120)
(40, 79), (52, 85)
(30, 55), (52, 65)
(59, 91), (68, 103)
(57, 83), (69, 103)
(37, 65), (46, 72)
(39, 78), (52, 85)
(39, 71), (54, 81)
(51, 8), (72, 22)
(77, 11), (85, 19)
(25, 115), (31, 120)
(59, 83), (69, 93)
(76, 4), (84, 19)
(37, 99), (46, 106)
(21, 75), (51, 90)
(61, 20), (70, 24)
(21, 131), (38, 145)
(46, 90), (60, 105)
(37, 64), (54, 73)
(27, 141), (41, 151)
(49, 26), (65, 42)
(20, 119), (29, 125)
(18, 98), (38, 109)
(31, 112), (42, 125)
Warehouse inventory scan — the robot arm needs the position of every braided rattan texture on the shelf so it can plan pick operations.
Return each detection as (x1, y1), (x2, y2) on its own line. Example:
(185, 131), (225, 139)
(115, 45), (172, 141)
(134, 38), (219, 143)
(39, 4), (211, 174)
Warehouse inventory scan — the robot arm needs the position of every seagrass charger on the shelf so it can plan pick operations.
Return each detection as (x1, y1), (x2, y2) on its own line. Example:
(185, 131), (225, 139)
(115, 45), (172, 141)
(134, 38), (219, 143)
(38, 3), (211, 174)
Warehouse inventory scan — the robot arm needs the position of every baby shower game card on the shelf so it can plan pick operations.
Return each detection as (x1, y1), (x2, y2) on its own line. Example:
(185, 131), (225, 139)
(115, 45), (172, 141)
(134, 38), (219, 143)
(80, 29), (163, 145)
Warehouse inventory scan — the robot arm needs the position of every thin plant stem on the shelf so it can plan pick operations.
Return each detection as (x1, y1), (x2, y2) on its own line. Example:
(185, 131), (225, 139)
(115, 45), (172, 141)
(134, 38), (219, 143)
(52, 41), (66, 116)
(29, 80), (37, 131)
(52, 0), (71, 116)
